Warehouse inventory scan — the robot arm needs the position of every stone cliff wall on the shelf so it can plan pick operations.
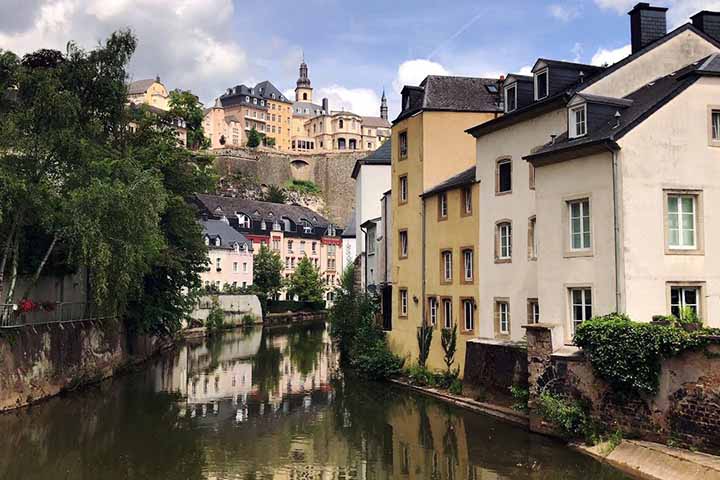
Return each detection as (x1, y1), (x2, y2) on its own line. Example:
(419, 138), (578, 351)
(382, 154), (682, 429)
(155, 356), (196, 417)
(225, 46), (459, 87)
(213, 147), (365, 224)
(0, 320), (170, 411)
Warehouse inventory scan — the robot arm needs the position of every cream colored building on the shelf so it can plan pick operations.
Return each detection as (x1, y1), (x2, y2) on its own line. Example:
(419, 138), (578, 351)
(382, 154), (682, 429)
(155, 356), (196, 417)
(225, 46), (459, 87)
(128, 76), (170, 111)
(467, 4), (720, 344)
(199, 219), (254, 290)
(388, 75), (502, 367)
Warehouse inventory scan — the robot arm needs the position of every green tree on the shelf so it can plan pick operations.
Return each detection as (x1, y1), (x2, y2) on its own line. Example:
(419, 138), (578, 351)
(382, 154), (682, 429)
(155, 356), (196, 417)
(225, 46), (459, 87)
(246, 127), (261, 148)
(286, 257), (325, 302)
(252, 244), (284, 309)
(168, 89), (210, 150)
(262, 184), (288, 203)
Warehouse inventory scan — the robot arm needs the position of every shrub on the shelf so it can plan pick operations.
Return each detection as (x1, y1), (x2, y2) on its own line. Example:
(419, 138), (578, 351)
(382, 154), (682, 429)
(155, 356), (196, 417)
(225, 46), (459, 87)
(285, 179), (321, 196)
(448, 377), (463, 395)
(417, 324), (433, 368)
(537, 391), (594, 441)
(574, 313), (711, 396)
(206, 299), (225, 335)
(441, 325), (457, 372)
(405, 364), (436, 387)
(510, 385), (530, 413)
(242, 314), (255, 327)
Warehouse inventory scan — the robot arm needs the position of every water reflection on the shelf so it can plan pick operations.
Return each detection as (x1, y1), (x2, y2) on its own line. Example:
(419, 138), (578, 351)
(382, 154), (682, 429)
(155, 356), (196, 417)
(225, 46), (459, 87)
(0, 323), (628, 480)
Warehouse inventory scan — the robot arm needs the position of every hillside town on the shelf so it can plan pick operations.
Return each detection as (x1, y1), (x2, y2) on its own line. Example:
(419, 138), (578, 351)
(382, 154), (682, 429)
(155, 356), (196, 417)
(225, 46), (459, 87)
(2, 2), (720, 479)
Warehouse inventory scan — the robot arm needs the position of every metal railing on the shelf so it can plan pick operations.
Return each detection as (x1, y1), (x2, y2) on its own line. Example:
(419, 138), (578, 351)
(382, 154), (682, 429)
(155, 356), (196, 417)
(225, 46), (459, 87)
(0, 302), (113, 328)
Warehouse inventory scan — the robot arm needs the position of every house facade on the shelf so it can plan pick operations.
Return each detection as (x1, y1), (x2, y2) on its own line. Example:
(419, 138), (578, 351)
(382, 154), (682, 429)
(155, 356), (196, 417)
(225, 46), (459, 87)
(193, 194), (343, 302)
(200, 219), (254, 290)
(388, 75), (502, 365)
(466, 3), (720, 344)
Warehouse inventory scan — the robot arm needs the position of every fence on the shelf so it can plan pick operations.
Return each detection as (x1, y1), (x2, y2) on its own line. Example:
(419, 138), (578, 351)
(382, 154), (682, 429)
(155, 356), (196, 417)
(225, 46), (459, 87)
(0, 302), (113, 328)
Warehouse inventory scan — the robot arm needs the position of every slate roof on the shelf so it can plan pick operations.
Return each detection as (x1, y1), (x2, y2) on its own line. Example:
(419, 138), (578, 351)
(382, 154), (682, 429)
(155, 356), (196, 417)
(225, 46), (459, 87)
(361, 116), (391, 128)
(534, 58), (605, 75)
(255, 80), (291, 103)
(293, 101), (325, 117)
(421, 166), (476, 198)
(341, 211), (356, 238)
(200, 219), (253, 250)
(351, 140), (392, 179)
(525, 57), (714, 163)
(128, 79), (157, 95)
(395, 75), (502, 123)
(194, 194), (332, 227)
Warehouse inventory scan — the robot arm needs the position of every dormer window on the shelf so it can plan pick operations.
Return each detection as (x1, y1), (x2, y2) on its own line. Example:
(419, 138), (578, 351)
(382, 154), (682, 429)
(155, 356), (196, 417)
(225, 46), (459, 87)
(505, 84), (517, 113)
(569, 105), (587, 138)
(237, 214), (251, 229)
(535, 68), (549, 100)
(215, 237), (221, 247)
(204, 236), (210, 246)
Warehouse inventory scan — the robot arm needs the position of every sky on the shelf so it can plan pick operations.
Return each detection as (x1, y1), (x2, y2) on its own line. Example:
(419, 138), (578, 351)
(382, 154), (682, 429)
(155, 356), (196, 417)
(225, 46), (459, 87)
(1, 0), (720, 118)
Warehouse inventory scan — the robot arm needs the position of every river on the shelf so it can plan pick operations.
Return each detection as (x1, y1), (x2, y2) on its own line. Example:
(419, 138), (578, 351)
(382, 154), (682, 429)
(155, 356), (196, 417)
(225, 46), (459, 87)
(0, 323), (629, 479)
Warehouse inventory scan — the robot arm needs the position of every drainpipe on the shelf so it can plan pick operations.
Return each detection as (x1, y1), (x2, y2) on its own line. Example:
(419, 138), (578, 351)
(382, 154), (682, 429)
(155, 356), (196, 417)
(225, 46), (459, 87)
(360, 225), (368, 291)
(612, 148), (622, 312)
(421, 195), (426, 327)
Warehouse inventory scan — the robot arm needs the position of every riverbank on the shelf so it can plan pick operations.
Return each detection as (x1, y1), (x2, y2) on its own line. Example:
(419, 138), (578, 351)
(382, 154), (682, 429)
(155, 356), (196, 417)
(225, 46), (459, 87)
(390, 377), (720, 480)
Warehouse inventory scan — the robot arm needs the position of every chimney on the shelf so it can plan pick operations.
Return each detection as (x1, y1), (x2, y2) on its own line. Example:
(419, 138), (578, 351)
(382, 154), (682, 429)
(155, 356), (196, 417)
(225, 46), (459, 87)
(628, 3), (668, 54)
(691, 10), (720, 42)
(322, 97), (329, 114)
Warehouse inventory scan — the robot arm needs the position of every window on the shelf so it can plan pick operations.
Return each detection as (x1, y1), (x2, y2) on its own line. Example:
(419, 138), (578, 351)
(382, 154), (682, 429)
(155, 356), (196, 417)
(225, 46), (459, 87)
(238, 214), (251, 228)
(505, 84), (517, 113)
(399, 131), (408, 159)
(569, 105), (587, 138)
(462, 248), (473, 282)
(400, 289), (408, 317)
(339, 119), (344, 129)
(495, 301), (510, 335)
(215, 258), (221, 270)
(462, 299), (474, 331)
(710, 109), (720, 144)
(367, 226), (376, 254)
(233, 262), (239, 273)
(529, 164), (535, 190)
(527, 299), (540, 324)
(670, 285), (700, 318)
(428, 297), (438, 326)
(399, 230), (408, 258)
(528, 216), (537, 260)
(535, 68), (549, 100)
(272, 238), (280, 251)
(215, 237), (221, 247)
(443, 298), (453, 329)
(569, 199), (591, 250)
(399, 175), (408, 204)
(569, 288), (592, 335)
(462, 186), (472, 215)
(667, 194), (696, 250)
(438, 192), (448, 219)
(441, 250), (452, 283)
(328, 244), (336, 256)
(300, 241), (306, 253)
(243, 262), (248, 273)
(496, 159), (512, 194)
(287, 240), (293, 253)
(311, 242), (317, 254)
(496, 222), (512, 261)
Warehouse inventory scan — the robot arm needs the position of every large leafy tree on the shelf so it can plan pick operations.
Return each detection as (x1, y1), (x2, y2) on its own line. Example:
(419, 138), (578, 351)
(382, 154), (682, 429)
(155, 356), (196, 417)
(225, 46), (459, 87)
(0, 31), (215, 334)
(252, 244), (284, 303)
(168, 89), (209, 150)
(286, 257), (325, 302)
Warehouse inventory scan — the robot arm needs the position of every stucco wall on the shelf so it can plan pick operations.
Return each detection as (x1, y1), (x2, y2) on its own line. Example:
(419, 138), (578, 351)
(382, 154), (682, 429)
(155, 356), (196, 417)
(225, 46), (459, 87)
(355, 163), (391, 252)
(214, 148), (367, 225)
(192, 294), (262, 324)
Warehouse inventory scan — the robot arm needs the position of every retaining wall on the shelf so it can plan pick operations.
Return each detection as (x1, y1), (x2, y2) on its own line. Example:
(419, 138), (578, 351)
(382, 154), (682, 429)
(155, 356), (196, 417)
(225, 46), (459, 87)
(463, 338), (528, 398)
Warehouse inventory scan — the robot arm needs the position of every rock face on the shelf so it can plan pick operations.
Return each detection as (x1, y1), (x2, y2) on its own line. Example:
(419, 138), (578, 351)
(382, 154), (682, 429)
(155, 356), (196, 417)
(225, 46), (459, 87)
(213, 147), (367, 225)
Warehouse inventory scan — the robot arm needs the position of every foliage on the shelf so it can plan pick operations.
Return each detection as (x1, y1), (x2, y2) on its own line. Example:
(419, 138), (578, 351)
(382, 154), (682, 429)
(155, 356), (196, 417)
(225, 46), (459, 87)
(242, 314), (255, 327)
(285, 256), (325, 302)
(448, 377), (463, 395)
(510, 385), (530, 413)
(205, 298), (225, 335)
(261, 184), (288, 204)
(263, 136), (276, 148)
(441, 325), (457, 372)
(416, 323), (433, 369)
(537, 391), (594, 441)
(246, 127), (262, 148)
(328, 264), (404, 380)
(285, 179), (321, 196)
(0, 31), (214, 335)
(251, 244), (284, 313)
(168, 89), (210, 150)
(677, 306), (700, 326)
(574, 313), (714, 396)
(405, 364), (436, 387)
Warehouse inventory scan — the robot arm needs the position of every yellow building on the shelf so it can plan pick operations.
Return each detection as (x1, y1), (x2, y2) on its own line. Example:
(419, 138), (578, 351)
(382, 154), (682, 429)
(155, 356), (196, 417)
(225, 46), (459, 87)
(389, 75), (501, 375)
(420, 167), (479, 374)
(128, 76), (170, 111)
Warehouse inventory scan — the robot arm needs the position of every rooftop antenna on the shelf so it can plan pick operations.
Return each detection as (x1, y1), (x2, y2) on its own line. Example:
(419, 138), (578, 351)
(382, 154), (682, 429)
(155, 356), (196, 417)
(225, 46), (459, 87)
(579, 71), (585, 83)
(550, 134), (557, 145)
(614, 110), (622, 128)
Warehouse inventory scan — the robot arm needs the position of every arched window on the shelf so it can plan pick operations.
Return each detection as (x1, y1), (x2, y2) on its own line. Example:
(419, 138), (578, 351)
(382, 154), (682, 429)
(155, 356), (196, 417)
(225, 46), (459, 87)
(338, 138), (346, 150)
(349, 139), (357, 150)
(339, 119), (344, 129)
(303, 92), (308, 100)
(237, 213), (251, 229)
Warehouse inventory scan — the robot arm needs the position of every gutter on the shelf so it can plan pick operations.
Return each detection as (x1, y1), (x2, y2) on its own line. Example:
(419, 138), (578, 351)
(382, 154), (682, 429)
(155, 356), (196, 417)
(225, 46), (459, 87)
(359, 224), (368, 291)
(421, 195), (426, 327)
(611, 148), (622, 312)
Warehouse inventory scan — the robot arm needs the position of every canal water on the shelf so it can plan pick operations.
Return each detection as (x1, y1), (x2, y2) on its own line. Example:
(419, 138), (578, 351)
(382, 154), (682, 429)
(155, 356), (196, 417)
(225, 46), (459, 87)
(0, 323), (629, 479)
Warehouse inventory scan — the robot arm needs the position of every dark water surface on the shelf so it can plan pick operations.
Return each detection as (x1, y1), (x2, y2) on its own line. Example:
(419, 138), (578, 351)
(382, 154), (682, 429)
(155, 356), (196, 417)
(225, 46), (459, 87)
(0, 323), (629, 479)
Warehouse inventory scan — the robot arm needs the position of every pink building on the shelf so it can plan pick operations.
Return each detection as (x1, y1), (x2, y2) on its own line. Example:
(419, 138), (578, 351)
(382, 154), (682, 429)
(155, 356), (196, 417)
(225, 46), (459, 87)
(200, 219), (254, 290)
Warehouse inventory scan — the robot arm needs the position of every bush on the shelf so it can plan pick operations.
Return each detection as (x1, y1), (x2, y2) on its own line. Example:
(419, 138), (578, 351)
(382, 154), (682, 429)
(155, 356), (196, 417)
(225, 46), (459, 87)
(510, 385), (530, 412)
(242, 314), (255, 327)
(574, 313), (712, 396)
(448, 377), (463, 395)
(441, 325), (457, 372)
(537, 391), (594, 441)
(206, 299), (225, 335)
(405, 364), (436, 387)
(417, 324), (433, 368)
(285, 179), (321, 196)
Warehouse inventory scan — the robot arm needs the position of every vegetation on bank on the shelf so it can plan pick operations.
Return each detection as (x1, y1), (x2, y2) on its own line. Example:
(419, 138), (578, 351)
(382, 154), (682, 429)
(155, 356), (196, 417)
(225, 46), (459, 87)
(285, 179), (321, 196)
(328, 265), (404, 380)
(404, 323), (462, 395)
(0, 32), (214, 335)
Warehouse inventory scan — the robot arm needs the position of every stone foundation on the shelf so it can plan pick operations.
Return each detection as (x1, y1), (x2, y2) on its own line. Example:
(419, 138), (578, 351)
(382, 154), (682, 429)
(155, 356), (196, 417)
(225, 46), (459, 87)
(463, 338), (528, 399)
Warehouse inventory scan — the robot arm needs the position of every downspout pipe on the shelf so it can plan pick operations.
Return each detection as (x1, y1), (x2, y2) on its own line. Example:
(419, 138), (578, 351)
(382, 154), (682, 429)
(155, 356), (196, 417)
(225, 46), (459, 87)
(611, 147), (622, 313)
(421, 195), (426, 327)
(360, 225), (368, 292)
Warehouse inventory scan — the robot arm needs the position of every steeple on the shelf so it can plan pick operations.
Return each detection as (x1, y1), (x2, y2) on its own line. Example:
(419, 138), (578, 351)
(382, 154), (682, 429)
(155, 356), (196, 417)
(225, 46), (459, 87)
(295, 54), (313, 102)
(380, 88), (388, 120)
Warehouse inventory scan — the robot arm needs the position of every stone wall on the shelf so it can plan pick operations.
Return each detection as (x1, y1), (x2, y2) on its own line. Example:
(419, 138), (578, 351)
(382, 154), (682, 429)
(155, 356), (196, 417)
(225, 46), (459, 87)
(0, 320), (170, 411)
(213, 147), (367, 224)
(463, 338), (528, 398)
(525, 324), (720, 454)
(191, 294), (263, 325)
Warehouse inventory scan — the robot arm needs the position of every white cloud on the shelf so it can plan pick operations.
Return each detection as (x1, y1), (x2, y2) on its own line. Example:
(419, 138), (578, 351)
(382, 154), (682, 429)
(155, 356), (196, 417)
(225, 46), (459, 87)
(315, 86), (381, 116)
(548, 3), (581, 22)
(591, 44), (631, 66)
(0, 0), (250, 104)
(392, 59), (450, 93)
(571, 42), (583, 62)
(593, 0), (635, 13)
(594, 0), (720, 26)
(518, 65), (533, 75)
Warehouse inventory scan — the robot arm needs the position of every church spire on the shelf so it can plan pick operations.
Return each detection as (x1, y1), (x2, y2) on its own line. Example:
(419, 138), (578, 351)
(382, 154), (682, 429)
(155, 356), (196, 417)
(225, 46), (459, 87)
(380, 88), (388, 120)
(295, 55), (313, 102)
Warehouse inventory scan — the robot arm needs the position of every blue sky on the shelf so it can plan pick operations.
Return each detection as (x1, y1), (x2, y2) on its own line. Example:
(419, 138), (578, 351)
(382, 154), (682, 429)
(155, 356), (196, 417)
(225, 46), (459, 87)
(0, 0), (717, 117)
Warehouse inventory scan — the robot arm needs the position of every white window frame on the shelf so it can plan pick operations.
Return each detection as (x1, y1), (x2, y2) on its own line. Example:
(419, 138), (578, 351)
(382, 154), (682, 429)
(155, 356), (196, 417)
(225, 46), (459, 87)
(534, 68), (549, 100)
(569, 287), (592, 335)
(400, 289), (408, 316)
(443, 298), (453, 329)
(464, 187), (472, 214)
(233, 262), (239, 273)
(439, 193), (448, 218)
(463, 299), (474, 331)
(400, 231), (408, 257)
(667, 194), (697, 250)
(443, 250), (452, 282)
(429, 297), (438, 326)
(568, 199), (591, 251)
(670, 285), (701, 318)
(569, 105), (587, 138)
(399, 175), (408, 202)
(530, 300), (540, 324)
(504, 84), (517, 113)
(498, 301), (510, 334)
(463, 249), (473, 281)
(498, 223), (512, 259)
